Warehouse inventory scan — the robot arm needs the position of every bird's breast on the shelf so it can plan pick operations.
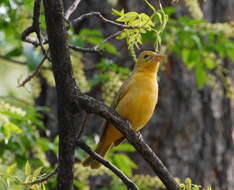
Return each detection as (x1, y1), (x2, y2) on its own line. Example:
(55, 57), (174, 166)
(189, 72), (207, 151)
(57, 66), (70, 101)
(115, 73), (158, 130)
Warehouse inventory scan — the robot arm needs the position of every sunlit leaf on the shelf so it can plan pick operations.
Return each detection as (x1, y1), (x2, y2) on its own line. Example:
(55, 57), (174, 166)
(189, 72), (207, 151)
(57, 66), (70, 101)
(6, 163), (17, 175)
(25, 160), (31, 176)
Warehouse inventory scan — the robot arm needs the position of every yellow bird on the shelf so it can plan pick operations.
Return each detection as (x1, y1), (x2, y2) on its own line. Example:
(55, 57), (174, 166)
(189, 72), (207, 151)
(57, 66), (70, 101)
(83, 51), (164, 169)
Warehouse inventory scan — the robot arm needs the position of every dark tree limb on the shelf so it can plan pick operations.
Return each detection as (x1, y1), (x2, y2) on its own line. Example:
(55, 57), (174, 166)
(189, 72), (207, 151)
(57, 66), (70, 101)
(21, 0), (50, 60)
(72, 92), (181, 190)
(76, 141), (139, 190)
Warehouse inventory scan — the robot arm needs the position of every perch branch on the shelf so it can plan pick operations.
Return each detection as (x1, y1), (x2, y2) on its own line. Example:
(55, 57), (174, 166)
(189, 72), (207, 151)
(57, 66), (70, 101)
(73, 92), (181, 190)
(77, 141), (139, 190)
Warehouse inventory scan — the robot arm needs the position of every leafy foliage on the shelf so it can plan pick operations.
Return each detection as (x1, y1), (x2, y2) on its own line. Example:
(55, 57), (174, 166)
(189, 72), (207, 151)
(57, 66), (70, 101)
(143, 8), (234, 95)
(112, 0), (168, 61)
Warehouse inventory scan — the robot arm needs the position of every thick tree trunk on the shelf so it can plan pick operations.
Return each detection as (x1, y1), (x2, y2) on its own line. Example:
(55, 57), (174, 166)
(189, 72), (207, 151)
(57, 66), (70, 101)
(42, 0), (78, 189)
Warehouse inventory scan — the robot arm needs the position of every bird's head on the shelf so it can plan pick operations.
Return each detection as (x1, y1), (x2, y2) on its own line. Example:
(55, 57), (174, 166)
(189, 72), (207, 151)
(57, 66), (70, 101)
(134, 51), (164, 73)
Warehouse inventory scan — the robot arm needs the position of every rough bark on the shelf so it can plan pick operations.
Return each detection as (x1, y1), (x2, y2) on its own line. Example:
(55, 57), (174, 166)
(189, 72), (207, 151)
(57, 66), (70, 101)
(42, 0), (78, 189)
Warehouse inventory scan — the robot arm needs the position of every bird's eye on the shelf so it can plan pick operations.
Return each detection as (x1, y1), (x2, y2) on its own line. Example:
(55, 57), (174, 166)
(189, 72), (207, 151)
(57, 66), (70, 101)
(143, 54), (149, 59)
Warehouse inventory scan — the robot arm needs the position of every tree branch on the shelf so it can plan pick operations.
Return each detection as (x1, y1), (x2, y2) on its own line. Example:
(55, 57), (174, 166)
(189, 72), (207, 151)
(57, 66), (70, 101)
(18, 56), (47, 87)
(94, 30), (122, 50)
(65, 0), (82, 20)
(0, 54), (50, 70)
(76, 113), (89, 139)
(25, 168), (58, 186)
(0, 55), (27, 66)
(76, 141), (139, 190)
(68, 44), (101, 53)
(21, 0), (50, 60)
(71, 12), (145, 29)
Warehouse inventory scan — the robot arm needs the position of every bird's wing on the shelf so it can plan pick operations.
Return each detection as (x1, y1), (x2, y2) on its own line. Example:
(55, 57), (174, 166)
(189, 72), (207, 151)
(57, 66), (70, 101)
(99, 74), (133, 145)
(111, 74), (133, 109)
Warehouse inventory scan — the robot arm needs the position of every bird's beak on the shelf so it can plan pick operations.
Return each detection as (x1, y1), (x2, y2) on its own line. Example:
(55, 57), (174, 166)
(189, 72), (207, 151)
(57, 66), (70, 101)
(154, 53), (165, 62)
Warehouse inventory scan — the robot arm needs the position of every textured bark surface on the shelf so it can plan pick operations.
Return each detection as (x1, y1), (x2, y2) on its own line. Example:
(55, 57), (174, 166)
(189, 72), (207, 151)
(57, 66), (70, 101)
(42, 0), (78, 189)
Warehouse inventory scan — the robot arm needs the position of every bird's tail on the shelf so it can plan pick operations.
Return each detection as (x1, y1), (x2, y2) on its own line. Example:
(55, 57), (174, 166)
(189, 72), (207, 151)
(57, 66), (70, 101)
(82, 141), (112, 169)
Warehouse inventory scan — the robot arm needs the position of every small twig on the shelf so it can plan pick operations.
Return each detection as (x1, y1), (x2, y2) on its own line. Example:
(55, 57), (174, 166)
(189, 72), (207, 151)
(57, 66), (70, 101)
(65, 0), (82, 20)
(18, 56), (47, 87)
(21, 0), (40, 42)
(76, 141), (139, 190)
(21, 27), (35, 44)
(0, 54), (50, 70)
(77, 113), (89, 139)
(0, 55), (27, 66)
(69, 30), (122, 53)
(71, 12), (146, 29)
(33, 0), (51, 61)
(68, 44), (102, 53)
(94, 30), (122, 50)
(25, 168), (58, 186)
(21, 0), (50, 60)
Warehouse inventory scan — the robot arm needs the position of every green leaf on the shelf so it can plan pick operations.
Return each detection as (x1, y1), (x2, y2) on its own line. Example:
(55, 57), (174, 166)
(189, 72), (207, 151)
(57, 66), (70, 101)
(25, 160), (31, 176)
(33, 166), (43, 178)
(185, 177), (192, 190)
(112, 8), (123, 16)
(204, 58), (215, 69)
(195, 63), (206, 88)
(192, 35), (202, 49)
(113, 154), (137, 176)
(156, 12), (162, 25)
(182, 49), (190, 63)
(6, 163), (17, 175)
(112, 143), (136, 152)
(116, 12), (138, 22)
(79, 28), (102, 37)
(5, 122), (22, 134)
(5, 48), (22, 57)
(100, 43), (120, 56)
